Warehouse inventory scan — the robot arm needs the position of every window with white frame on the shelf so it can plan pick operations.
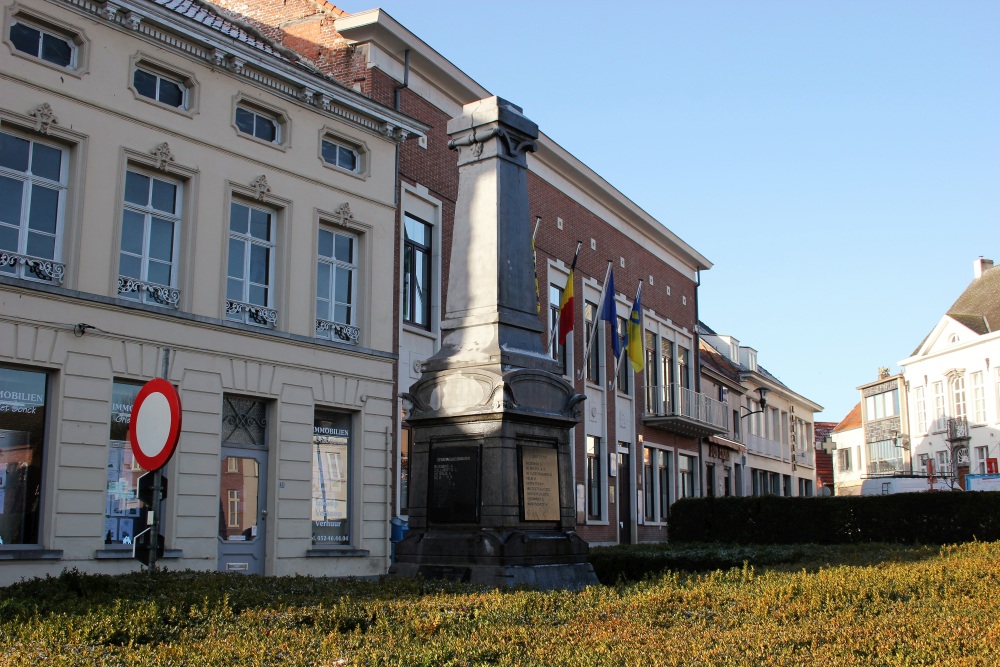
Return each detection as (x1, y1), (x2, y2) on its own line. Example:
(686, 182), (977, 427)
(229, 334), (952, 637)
(585, 435), (602, 520)
(678, 453), (697, 498)
(321, 136), (360, 173)
(548, 282), (567, 372)
(836, 448), (852, 473)
(616, 315), (629, 393)
(226, 200), (276, 327)
(865, 388), (899, 420)
(8, 16), (76, 68)
(316, 226), (358, 343)
(642, 446), (673, 522)
(951, 375), (967, 421)
(914, 386), (927, 433)
(932, 381), (945, 430)
(584, 301), (600, 383)
(402, 213), (431, 328)
(133, 66), (187, 108)
(936, 449), (952, 475)
(971, 371), (986, 424)
(235, 104), (280, 144)
(974, 446), (989, 475)
(117, 169), (181, 307)
(867, 439), (903, 475)
(0, 130), (66, 283)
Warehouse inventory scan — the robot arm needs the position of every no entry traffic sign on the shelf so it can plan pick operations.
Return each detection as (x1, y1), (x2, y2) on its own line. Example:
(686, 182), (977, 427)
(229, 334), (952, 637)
(129, 378), (182, 471)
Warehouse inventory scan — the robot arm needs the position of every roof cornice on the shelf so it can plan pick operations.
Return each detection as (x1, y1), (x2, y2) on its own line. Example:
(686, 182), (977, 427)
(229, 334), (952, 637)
(333, 7), (712, 273)
(57, 0), (427, 140)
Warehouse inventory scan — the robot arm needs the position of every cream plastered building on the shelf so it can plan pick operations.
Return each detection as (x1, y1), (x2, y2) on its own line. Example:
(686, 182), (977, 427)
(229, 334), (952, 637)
(0, 0), (424, 584)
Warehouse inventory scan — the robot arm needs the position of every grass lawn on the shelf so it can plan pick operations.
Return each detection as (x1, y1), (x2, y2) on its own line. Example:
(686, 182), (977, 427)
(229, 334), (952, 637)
(2, 541), (999, 666)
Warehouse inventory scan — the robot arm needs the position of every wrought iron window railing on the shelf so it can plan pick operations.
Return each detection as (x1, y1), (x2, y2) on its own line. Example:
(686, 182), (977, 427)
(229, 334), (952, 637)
(118, 276), (180, 308)
(316, 318), (360, 344)
(0, 251), (65, 283)
(225, 299), (277, 327)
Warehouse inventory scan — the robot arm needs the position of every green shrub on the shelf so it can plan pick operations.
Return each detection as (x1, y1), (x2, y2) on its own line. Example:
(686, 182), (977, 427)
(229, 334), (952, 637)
(668, 491), (1000, 544)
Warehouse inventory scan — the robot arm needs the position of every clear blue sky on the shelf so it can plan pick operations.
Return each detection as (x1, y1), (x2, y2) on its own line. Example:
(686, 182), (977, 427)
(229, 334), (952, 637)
(341, 1), (999, 423)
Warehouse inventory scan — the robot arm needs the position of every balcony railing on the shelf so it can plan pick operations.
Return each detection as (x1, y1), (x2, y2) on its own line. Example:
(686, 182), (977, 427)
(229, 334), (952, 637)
(867, 457), (905, 476)
(644, 383), (728, 437)
(794, 447), (815, 469)
(225, 299), (277, 327)
(745, 432), (784, 460)
(947, 417), (970, 441)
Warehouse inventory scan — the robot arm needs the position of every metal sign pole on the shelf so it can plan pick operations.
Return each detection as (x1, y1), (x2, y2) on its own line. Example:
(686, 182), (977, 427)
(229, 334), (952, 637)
(148, 348), (170, 574)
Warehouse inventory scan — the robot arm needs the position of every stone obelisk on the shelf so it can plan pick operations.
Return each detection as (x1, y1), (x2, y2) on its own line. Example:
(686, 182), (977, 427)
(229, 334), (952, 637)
(391, 97), (597, 589)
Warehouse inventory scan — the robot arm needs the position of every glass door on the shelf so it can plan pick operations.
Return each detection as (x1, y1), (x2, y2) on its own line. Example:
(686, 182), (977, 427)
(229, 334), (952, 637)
(218, 447), (267, 574)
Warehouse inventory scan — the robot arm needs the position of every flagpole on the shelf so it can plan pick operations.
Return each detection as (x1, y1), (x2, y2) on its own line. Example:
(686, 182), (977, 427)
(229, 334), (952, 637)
(579, 259), (613, 380)
(609, 280), (644, 390)
(549, 241), (582, 352)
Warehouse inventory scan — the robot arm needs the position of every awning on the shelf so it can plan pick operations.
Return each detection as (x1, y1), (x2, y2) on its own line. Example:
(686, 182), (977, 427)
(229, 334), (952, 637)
(707, 435), (747, 453)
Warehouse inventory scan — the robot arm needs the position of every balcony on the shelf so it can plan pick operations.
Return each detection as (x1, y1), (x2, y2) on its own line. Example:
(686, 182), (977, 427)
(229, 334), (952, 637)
(316, 318), (360, 344)
(118, 276), (180, 308)
(0, 251), (65, 284)
(644, 383), (728, 438)
(946, 417), (970, 442)
(745, 432), (784, 460)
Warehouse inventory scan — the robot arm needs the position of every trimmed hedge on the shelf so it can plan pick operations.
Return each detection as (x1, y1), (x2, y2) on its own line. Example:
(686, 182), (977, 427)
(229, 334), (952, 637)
(668, 491), (1000, 544)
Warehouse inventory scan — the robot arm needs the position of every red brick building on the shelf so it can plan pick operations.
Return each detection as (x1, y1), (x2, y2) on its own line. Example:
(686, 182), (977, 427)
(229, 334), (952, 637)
(215, 0), (716, 545)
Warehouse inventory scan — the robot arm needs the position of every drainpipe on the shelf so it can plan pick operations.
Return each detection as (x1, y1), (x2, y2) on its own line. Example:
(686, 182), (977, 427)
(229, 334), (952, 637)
(695, 269), (705, 498)
(394, 49), (410, 111)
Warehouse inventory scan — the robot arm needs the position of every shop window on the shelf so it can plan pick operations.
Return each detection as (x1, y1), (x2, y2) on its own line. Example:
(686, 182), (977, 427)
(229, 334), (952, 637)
(312, 410), (352, 546)
(0, 366), (47, 545)
(103, 381), (144, 546)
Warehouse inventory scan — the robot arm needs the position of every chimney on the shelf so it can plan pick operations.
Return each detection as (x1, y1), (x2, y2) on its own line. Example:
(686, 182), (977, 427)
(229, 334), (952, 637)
(974, 257), (994, 279)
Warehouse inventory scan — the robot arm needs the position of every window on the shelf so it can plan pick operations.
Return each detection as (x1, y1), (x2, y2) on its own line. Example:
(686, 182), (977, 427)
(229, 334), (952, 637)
(227, 490), (241, 528)
(865, 388), (899, 420)
(952, 376), (967, 421)
(659, 339), (673, 412)
(936, 450), (952, 476)
(706, 463), (716, 498)
(971, 372), (985, 424)
(677, 346), (691, 389)
(0, 130), (66, 282)
(235, 106), (278, 143)
(678, 454), (696, 498)
(915, 386), (927, 433)
(643, 449), (655, 521)
(548, 283), (566, 369)
(134, 67), (186, 108)
(837, 448), (852, 473)
(316, 227), (358, 342)
(400, 424), (411, 515)
(312, 411), (352, 545)
(586, 436), (602, 520)
(584, 301), (600, 383)
(799, 478), (813, 497)
(975, 446), (989, 475)
(0, 366), (47, 545)
(8, 18), (74, 68)
(117, 169), (181, 307)
(321, 137), (360, 173)
(658, 450), (672, 517)
(644, 331), (659, 415)
(403, 214), (431, 328)
(616, 316), (629, 393)
(867, 440), (903, 475)
(226, 200), (276, 327)
(933, 382), (945, 430)
(104, 381), (144, 546)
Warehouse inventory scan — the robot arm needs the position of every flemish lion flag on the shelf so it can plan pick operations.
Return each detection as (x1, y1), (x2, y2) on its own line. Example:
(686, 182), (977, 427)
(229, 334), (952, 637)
(626, 282), (644, 372)
(558, 267), (575, 345)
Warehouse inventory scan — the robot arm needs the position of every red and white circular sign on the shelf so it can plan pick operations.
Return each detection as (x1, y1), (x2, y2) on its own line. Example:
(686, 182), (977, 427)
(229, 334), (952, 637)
(129, 378), (182, 471)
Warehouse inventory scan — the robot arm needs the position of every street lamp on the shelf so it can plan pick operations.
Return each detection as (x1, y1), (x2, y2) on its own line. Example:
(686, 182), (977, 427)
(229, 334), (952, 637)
(740, 387), (769, 419)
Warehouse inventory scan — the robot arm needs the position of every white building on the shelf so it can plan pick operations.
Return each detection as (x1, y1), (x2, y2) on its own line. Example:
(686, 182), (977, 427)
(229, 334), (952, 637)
(829, 403), (864, 495)
(899, 257), (1000, 487)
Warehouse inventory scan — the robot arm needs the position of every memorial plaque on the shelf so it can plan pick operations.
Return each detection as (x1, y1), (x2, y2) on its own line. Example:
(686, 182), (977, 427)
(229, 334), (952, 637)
(428, 444), (480, 523)
(521, 446), (560, 521)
